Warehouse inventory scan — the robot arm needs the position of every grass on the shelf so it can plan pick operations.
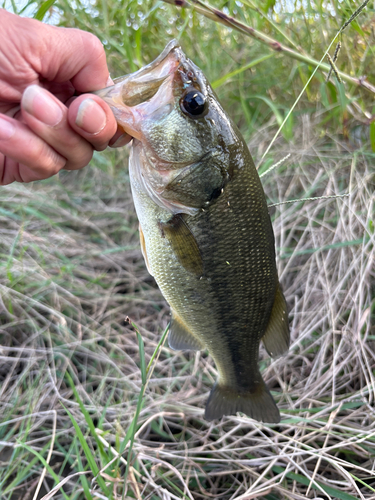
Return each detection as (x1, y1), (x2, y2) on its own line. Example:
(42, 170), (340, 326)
(0, 120), (373, 500)
(1, 0), (375, 499)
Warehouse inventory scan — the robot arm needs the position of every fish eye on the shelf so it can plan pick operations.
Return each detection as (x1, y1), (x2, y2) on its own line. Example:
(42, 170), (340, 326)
(180, 91), (206, 117)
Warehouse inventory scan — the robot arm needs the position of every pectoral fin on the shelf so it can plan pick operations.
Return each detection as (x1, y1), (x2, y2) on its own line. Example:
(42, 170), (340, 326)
(168, 310), (204, 351)
(262, 284), (290, 358)
(159, 214), (203, 276)
(139, 223), (152, 276)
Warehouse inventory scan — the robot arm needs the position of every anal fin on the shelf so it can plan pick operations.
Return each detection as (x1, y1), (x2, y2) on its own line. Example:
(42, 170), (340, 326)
(262, 284), (290, 358)
(205, 380), (280, 423)
(168, 310), (204, 351)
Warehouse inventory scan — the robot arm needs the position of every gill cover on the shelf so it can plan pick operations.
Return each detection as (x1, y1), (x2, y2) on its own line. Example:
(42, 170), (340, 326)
(95, 39), (229, 216)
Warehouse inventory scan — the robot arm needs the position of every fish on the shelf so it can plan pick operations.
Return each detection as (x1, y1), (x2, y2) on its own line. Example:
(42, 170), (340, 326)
(95, 40), (290, 423)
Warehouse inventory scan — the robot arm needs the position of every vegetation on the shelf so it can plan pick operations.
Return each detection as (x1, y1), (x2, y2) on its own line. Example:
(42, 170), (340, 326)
(0, 0), (374, 499)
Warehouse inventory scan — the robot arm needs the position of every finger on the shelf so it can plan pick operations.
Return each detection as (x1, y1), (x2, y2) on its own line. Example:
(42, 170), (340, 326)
(2, 10), (112, 93)
(0, 154), (22, 185)
(21, 85), (94, 170)
(67, 95), (131, 149)
(53, 29), (112, 91)
(67, 94), (118, 151)
(0, 115), (65, 184)
(0, 154), (43, 185)
(36, 23), (112, 91)
(109, 128), (132, 148)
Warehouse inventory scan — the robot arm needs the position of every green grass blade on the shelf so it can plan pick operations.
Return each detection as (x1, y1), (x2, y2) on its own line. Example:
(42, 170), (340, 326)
(122, 385), (145, 491)
(61, 403), (111, 497)
(15, 442), (70, 500)
(242, 0), (300, 50)
(370, 121), (375, 152)
(65, 372), (109, 463)
(212, 54), (274, 89)
(0, 208), (21, 220)
(120, 323), (169, 492)
(3, 442), (50, 494)
(279, 237), (369, 259)
(34, 0), (57, 20)
(272, 466), (361, 500)
(133, 325), (146, 385)
(75, 439), (94, 500)
(146, 323), (170, 374)
(22, 206), (55, 224)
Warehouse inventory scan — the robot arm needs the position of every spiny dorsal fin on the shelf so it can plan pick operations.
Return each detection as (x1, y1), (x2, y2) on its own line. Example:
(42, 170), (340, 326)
(139, 223), (153, 276)
(168, 310), (204, 351)
(159, 214), (203, 276)
(262, 284), (290, 358)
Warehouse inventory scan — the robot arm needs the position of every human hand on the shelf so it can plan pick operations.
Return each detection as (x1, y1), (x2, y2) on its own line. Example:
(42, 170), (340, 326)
(0, 9), (130, 185)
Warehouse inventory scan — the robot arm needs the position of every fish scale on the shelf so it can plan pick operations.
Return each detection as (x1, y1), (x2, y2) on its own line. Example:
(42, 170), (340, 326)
(96, 40), (290, 422)
(132, 142), (279, 414)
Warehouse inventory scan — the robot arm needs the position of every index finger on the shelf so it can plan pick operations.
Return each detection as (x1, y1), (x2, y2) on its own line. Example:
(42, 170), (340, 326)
(1, 10), (112, 92)
(43, 27), (113, 92)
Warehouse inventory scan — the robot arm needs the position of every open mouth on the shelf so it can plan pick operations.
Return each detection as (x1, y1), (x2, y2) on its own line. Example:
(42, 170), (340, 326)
(93, 40), (183, 140)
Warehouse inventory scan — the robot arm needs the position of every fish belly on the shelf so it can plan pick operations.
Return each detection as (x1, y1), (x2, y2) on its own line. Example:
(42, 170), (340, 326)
(130, 148), (281, 422)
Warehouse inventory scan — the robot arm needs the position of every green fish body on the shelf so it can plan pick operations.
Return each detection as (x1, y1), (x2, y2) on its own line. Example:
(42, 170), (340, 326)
(96, 41), (289, 422)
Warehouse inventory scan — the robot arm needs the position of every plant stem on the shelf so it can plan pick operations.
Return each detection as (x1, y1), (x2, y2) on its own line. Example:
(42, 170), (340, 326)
(163, 0), (375, 95)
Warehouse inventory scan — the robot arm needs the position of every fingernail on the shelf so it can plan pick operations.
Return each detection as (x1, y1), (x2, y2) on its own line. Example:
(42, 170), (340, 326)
(106, 76), (114, 86)
(0, 116), (15, 140)
(75, 99), (107, 135)
(22, 85), (63, 126)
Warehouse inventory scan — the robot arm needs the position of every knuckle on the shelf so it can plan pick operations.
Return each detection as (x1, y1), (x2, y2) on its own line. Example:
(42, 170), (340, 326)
(66, 148), (93, 170)
(81, 31), (106, 59)
(40, 159), (63, 178)
(79, 148), (93, 167)
(73, 142), (93, 165)
(29, 140), (64, 176)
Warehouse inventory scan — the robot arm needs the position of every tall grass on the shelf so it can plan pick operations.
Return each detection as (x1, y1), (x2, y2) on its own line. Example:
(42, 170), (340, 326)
(0, 1), (374, 499)
(52, 0), (375, 141)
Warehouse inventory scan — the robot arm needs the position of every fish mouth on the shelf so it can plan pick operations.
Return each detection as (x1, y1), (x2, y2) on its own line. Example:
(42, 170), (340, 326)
(93, 40), (184, 140)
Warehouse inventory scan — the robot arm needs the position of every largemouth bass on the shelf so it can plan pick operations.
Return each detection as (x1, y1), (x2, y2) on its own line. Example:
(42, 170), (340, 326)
(96, 40), (290, 423)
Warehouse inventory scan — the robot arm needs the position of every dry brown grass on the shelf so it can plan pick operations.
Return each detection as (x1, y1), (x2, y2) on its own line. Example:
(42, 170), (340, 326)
(0, 119), (374, 499)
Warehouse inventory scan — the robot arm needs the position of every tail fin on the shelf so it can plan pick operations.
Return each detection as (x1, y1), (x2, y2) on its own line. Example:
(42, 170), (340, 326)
(204, 380), (280, 423)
